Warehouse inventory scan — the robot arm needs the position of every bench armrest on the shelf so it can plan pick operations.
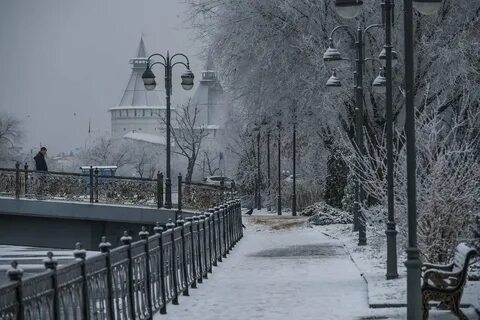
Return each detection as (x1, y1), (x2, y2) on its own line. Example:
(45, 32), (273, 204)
(422, 269), (461, 290)
(422, 262), (453, 272)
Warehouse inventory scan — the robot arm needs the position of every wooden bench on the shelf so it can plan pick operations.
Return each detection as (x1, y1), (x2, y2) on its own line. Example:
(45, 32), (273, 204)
(421, 243), (478, 320)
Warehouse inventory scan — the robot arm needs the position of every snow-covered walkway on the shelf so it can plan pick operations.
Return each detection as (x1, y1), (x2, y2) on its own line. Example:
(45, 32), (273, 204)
(155, 215), (370, 320)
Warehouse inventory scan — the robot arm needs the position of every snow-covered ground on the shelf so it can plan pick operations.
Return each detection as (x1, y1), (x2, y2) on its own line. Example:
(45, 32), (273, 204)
(320, 224), (480, 315)
(153, 213), (479, 320)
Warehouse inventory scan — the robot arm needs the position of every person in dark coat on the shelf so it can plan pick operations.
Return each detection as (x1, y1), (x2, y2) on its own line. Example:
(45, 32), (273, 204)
(33, 147), (48, 198)
(34, 147), (48, 171)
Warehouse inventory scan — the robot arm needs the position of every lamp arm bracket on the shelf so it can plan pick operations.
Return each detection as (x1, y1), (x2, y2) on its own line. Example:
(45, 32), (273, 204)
(172, 61), (189, 69)
(363, 24), (384, 40)
(329, 25), (352, 41)
(147, 53), (167, 65)
(150, 61), (166, 69)
(171, 53), (191, 68)
(364, 57), (383, 67)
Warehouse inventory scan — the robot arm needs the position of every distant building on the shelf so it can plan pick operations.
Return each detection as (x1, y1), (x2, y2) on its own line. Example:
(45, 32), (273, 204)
(190, 55), (230, 177)
(109, 37), (168, 143)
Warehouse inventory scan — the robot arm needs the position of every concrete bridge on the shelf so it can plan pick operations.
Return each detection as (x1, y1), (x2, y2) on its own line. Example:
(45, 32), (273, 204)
(0, 197), (189, 250)
(0, 166), (233, 250)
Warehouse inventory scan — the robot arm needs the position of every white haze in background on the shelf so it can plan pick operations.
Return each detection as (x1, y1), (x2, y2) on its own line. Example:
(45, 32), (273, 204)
(0, 0), (201, 155)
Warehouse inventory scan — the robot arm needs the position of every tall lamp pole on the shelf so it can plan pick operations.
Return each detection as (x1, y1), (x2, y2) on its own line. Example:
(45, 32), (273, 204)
(277, 120), (282, 215)
(267, 131), (271, 211)
(292, 109), (297, 216)
(382, 0), (399, 280)
(142, 52), (194, 209)
(403, 0), (443, 318)
(256, 128), (261, 210)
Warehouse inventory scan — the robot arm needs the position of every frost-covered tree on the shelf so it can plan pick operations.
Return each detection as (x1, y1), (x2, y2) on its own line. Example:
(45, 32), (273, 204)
(187, 0), (480, 201)
(80, 136), (131, 169)
(0, 112), (22, 165)
(346, 99), (480, 262)
(168, 100), (209, 183)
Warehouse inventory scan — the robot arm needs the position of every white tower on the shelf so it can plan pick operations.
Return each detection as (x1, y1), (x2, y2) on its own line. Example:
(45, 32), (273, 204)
(109, 37), (168, 145)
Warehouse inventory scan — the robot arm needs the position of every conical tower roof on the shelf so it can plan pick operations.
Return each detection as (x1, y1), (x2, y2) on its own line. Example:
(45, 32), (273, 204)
(118, 37), (163, 107)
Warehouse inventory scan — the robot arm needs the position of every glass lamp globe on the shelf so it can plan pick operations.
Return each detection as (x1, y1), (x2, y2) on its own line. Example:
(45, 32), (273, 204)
(378, 48), (399, 68)
(326, 70), (342, 92)
(142, 68), (156, 91)
(372, 69), (386, 95)
(181, 70), (195, 90)
(413, 0), (442, 15)
(335, 0), (364, 19)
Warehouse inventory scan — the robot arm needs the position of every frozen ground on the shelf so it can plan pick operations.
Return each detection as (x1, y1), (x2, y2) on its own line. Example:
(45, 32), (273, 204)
(320, 224), (480, 315)
(154, 213), (479, 320)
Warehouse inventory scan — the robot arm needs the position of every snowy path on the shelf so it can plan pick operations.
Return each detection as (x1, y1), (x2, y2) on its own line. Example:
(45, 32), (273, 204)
(155, 216), (370, 320)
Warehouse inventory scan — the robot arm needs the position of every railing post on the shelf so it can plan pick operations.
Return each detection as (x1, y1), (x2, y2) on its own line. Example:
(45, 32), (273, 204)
(166, 219), (179, 305)
(44, 252), (59, 320)
(23, 163), (28, 196)
(99, 237), (114, 320)
(139, 227), (153, 318)
(89, 166), (94, 204)
(154, 222), (167, 314)
(208, 208), (218, 266)
(215, 206), (223, 262)
(176, 217), (189, 296)
(94, 167), (99, 203)
(157, 172), (164, 208)
(177, 173), (183, 212)
(120, 231), (136, 320)
(199, 215), (208, 278)
(193, 216), (203, 284)
(73, 242), (90, 320)
(222, 204), (229, 256)
(185, 217), (197, 289)
(226, 202), (231, 250)
(204, 212), (213, 273)
(15, 162), (20, 199)
(7, 261), (24, 320)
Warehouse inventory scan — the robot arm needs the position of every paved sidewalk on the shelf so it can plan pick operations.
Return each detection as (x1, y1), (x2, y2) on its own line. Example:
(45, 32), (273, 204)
(155, 216), (370, 320)
(154, 215), (479, 319)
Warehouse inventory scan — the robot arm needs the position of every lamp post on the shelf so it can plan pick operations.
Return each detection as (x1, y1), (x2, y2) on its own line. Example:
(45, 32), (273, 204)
(256, 127), (261, 210)
(277, 120), (282, 215)
(324, 22), (390, 246)
(142, 52), (194, 209)
(260, 118), (272, 212)
(381, 0), (399, 280)
(292, 108), (297, 216)
(403, 0), (443, 318)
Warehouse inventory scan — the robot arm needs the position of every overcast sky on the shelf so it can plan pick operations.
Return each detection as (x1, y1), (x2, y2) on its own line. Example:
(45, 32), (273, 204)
(0, 0), (202, 154)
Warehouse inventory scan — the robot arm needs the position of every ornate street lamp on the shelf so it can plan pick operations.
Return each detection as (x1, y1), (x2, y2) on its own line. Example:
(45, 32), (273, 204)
(323, 22), (386, 246)
(142, 52), (194, 209)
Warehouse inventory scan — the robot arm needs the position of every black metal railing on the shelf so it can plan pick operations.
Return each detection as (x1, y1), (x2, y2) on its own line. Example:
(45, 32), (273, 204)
(0, 164), (236, 211)
(0, 199), (243, 320)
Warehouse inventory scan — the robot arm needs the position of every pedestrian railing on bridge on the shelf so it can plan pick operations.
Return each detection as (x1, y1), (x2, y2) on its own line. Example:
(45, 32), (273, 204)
(0, 200), (243, 320)
(0, 163), (235, 211)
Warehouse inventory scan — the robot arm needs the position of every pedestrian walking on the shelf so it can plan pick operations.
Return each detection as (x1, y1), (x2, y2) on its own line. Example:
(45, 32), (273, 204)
(34, 147), (48, 198)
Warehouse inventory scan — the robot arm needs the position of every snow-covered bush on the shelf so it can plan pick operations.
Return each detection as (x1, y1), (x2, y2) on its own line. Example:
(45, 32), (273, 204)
(301, 202), (353, 225)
